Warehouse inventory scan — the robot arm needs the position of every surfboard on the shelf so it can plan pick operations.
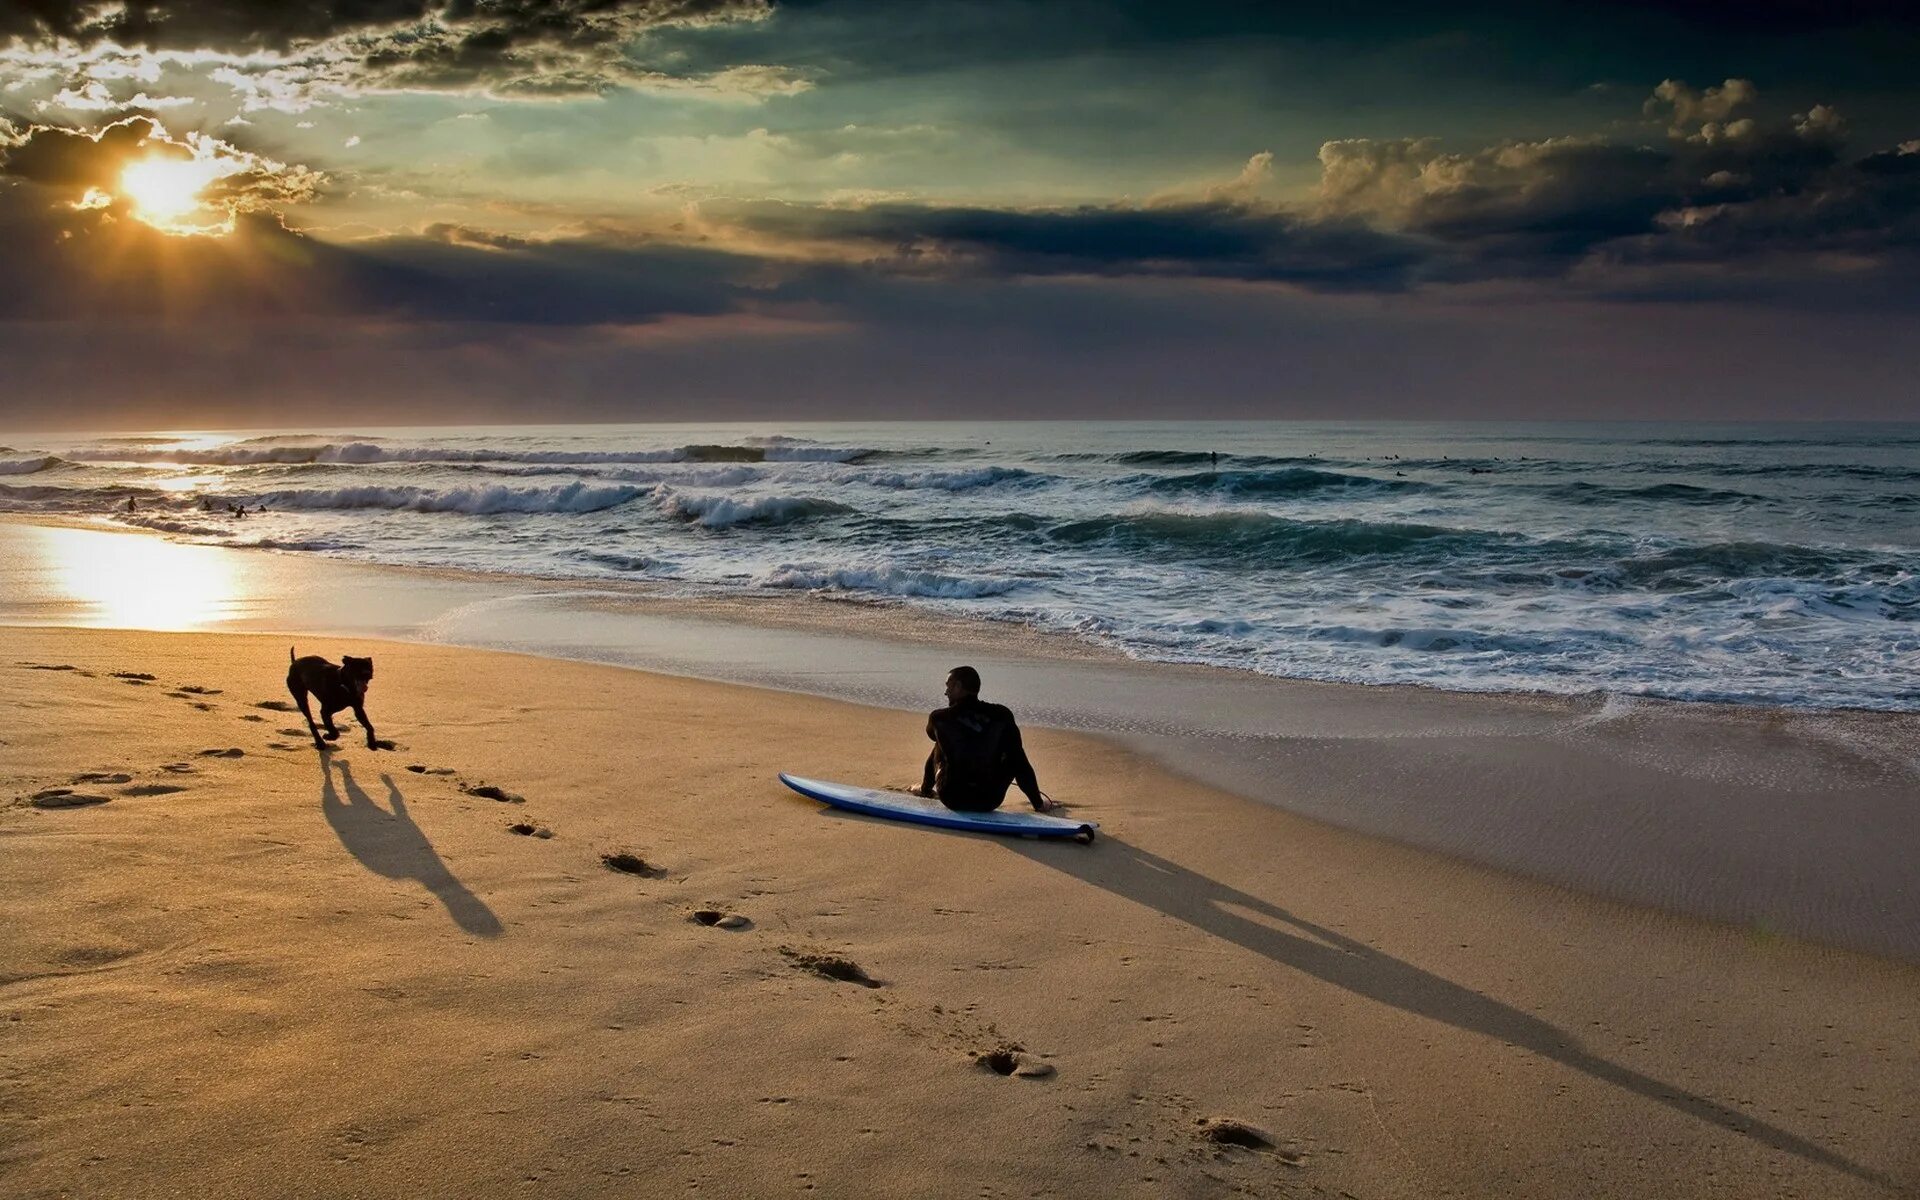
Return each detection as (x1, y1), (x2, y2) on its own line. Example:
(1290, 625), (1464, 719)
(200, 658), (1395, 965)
(779, 774), (1096, 842)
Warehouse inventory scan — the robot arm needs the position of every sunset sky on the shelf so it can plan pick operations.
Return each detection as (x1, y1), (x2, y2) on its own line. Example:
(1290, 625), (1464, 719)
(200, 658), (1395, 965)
(2, 1), (1917, 427)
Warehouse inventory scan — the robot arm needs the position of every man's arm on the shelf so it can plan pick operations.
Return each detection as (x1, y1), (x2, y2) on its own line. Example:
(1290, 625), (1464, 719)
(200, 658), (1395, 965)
(917, 714), (939, 797)
(1003, 718), (1046, 809)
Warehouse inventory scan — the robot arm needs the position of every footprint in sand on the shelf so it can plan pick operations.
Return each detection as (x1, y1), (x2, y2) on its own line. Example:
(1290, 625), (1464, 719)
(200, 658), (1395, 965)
(972, 1045), (1055, 1079)
(462, 782), (525, 804)
(406, 764), (456, 776)
(177, 686), (221, 695)
(690, 909), (752, 930)
(780, 947), (882, 988)
(506, 821), (555, 839)
(20, 662), (80, 671)
(600, 850), (664, 877)
(27, 788), (111, 809)
(253, 699), (295, 712)
(198, 747), (245, 758)
(1193, 1118), (1289, 1157)
(72, 772), (132, 785)
(122, 783), (188, 797)
(111, 672), (156, 684)
(160, 763), (196, 774)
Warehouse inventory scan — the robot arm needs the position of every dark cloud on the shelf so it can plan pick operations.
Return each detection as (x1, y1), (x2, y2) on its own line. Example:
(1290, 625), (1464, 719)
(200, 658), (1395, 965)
(420, 221), (534, 249)
(1310, 86), (1920, 294)
(708, 88), (1920, 304)
(354, 0), (779, 97)
(729, 199), (1428, 291)
(0, 116), (161, 190)
(0, 178), (771, 325)
(0, 116), (325, 229)
(0, 1), (767, 53)
(5, 267), (1916, 426)
(0, 2), (422, 49)
(2, 1), (786, 103)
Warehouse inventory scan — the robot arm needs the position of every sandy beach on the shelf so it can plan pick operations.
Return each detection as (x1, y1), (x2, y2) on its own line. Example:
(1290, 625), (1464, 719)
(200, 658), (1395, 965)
(4, 625), (1916, 1198)
(4, 0), (1917, 1185)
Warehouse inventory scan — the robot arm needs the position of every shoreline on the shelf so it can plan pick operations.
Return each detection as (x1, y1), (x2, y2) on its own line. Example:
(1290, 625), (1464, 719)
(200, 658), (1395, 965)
(13, 509), (1917, 719)
(4, 515), (1919, 964)
(3, 626), (1916, 1197)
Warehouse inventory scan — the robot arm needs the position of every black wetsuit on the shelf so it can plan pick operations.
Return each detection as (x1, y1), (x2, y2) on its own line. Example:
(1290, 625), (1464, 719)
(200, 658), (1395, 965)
(921, 698), (1043, 812)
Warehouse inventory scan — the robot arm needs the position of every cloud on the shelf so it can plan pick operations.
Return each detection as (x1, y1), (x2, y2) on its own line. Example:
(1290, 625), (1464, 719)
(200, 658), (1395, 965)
(0, 173), (790, 328)
(695, 76), (1916, 303)
(420, 220), (534, 250)
(1, 1), (797, 111)
(721, 197), (1428, 291)
(1201, 150), (1275, 202)
(2, 72), (1916, 342)
(1646, 77), (1757, 137)
(1307, 80), (1920, 293)
(0, 116), (162, 190)
(43, 80), (197, 111)
(1, 115), (326, 235)
(0, 1), (769, 57)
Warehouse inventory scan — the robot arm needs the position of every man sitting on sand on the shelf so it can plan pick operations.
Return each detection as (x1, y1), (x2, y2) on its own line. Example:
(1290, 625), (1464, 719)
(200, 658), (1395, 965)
(915, 666), (1055, 812)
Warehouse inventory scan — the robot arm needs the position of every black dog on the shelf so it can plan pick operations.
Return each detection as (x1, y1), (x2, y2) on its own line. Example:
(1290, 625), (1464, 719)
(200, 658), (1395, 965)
(286, 647), (379, 751)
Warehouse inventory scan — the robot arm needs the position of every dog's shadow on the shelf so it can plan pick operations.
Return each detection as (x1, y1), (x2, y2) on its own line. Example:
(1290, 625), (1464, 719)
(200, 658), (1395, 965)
(321, 756), (503, 939)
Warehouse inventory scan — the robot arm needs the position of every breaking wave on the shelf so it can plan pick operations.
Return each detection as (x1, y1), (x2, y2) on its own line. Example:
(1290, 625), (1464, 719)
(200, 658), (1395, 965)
(0, 455), (69, 475)
(653, 488), (852, 529)
(254, 482), (647, 515)
(761, 564), (1020, 599)
(1146, 467), (1426, 498)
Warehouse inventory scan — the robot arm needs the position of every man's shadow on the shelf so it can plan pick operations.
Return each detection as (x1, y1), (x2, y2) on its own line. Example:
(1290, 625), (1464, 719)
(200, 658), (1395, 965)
(320, 755), (503, 939)
(1010, 835), (1887, 1188)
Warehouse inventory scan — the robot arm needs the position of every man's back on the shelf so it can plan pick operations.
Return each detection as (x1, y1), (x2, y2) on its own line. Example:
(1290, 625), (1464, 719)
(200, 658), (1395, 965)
(927, 700), (1021, 809)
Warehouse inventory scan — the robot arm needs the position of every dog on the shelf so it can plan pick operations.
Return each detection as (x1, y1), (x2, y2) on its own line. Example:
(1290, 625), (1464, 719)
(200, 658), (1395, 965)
(286, 647), (379, 751)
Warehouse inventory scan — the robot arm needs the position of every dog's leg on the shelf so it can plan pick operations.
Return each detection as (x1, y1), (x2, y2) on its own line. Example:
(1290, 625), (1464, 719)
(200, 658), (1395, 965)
(351, 700), (379, 750)
(291, 686), (329, 750)
(319, 704), (343, 742)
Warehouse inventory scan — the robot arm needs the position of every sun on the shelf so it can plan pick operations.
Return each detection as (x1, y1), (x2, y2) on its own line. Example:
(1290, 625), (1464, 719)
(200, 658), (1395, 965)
(118, 155), (238, 236)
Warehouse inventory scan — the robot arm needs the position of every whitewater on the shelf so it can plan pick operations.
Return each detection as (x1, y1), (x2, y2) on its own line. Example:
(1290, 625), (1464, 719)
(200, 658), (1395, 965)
(1, 420), (1914, 710)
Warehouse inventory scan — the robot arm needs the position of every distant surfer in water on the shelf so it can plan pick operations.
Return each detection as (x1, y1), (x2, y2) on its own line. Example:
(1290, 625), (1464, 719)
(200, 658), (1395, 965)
(915, 666), (1055, 812)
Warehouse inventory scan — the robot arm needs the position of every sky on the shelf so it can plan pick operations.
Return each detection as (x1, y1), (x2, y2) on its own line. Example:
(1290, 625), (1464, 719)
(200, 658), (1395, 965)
(1, 0), (1917, 428)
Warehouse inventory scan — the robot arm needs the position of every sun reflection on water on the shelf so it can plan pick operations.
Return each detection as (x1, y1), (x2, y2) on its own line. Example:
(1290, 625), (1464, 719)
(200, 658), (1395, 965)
(148, 474), (220, 493)
(38, 525), (244, 630)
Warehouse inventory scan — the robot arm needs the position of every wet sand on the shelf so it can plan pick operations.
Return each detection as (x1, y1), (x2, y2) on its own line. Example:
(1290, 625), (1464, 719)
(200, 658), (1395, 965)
(2, 627), (1917, 1198)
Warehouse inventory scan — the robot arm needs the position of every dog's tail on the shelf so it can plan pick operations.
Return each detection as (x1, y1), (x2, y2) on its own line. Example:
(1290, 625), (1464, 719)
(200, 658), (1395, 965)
(289, 645), (296, 664)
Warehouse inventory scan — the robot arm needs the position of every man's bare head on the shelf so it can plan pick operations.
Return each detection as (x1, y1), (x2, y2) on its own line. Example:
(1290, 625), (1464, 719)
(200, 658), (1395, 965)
(946, 665), (981, 704)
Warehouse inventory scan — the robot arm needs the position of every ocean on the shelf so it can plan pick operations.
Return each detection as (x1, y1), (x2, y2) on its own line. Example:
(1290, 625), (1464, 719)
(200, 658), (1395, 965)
(2, 420), (1915, 710)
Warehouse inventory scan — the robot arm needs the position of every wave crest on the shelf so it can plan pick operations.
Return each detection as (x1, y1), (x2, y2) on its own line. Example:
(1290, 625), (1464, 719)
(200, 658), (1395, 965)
(654, 488), (851, 529)
(762, 564), (1019, 598)
(0, 455), (69, 476)
(1147, 467), (1423, 498)
(255, 482), (646, 515)
(1047, 510), (1507, 564)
